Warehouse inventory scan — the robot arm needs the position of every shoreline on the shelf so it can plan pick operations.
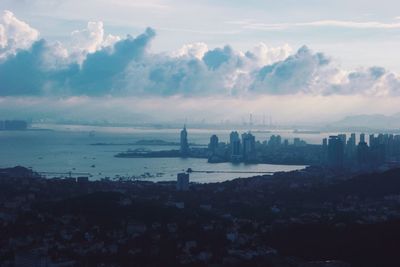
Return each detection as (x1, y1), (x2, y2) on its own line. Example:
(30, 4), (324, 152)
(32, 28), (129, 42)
(0, 164), (306, 183)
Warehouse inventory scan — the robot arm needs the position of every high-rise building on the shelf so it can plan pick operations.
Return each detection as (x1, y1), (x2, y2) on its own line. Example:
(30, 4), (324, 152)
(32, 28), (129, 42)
(180, 125), (190, 157)
(242, 132), (256, 162)
(360, 133), (365, 143)
(369, 134), (376, 147)
(322, 138), (328, 147)
(268, 135), (282, 147)
(0, 120), (28, 130)
(357, 140), (369, 167)
(328, 135), (345, 169)
(322, 138), (328, 164)
(348, 133), (356, 148)
(369, 134), (386, 166)
(283, 139), (289, 146)
(177, 173), (189, 191)
(293, 137), (306, 147)
(338, 134), (347, 145)
(230, 131), (241, 162)
(346, 133), (357, 163)
(208, 135), (219, 153)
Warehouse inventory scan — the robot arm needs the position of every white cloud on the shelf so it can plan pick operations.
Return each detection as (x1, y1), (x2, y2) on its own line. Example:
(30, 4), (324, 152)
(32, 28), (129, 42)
(172, 42), (208, 60)
(1, 11), (400, 124)
(230, 19), (400, 31)
(70, 21), (104, 63)
(0, 10), (39, 60)
(71, 21), (105, 54)
(303, 20), (400, 29)
(1, 11), (400, 100)
(69, 21), (122, 64)
(246, 43), (292, 67)
(102, 34), (121, 48)
(0, 24), (6, 47)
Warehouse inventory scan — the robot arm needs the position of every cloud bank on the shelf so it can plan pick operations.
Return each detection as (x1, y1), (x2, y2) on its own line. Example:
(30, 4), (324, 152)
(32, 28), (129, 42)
(1, 10), (400, 125)
(1, 10), (400, 98)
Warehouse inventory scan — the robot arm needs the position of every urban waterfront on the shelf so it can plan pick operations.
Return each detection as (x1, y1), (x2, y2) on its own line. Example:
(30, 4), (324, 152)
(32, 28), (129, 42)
(0, 124), (309, 182)
(3, 1), (400, 265)
(2, 123), (400, 182)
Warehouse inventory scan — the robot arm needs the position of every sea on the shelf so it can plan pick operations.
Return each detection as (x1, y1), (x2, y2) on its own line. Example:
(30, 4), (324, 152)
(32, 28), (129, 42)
(0, 124), (346, 183)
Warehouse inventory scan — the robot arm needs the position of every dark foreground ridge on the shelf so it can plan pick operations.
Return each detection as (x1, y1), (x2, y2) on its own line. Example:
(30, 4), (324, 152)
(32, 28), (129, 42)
(1, 166), (400, 266)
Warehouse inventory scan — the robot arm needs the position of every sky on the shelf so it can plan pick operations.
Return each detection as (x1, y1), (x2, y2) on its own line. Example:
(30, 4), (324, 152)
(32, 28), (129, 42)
(1, 0), (400, 125)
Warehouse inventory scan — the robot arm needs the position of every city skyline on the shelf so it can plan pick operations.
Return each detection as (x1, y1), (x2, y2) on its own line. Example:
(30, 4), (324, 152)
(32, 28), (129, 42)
(173, 125), (400, 171)
(2, 2), (400, 266)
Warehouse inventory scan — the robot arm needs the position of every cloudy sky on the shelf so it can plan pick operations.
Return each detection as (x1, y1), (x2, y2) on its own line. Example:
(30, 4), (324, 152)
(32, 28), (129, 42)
(1, 0), (400, 124)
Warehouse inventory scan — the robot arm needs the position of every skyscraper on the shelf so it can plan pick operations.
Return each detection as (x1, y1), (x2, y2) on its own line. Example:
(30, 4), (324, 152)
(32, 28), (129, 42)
(242, 132), (256, 162)
(346, 133), (357, 163)
(180, 125), (190, 157)
(357, 140), (369, 167)
(268, 135), (282, 148)
(230, 131), (241, 162)
(208, 134), (219, 153)
(348, 133), (356, 148)
(338, 134), (347, 145)
(369, 134), (376, 147)
(322, 138), (328, 164)
(328, 135), (345, 169)
(360, 133), (365, 143)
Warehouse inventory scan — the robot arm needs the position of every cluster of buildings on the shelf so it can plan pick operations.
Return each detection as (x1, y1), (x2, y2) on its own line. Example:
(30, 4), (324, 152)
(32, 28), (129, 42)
(323, 133), (400, 170)
(206, 131), (259, 163)
(180, 126), (310, 164)
(180, 126), (400, 171)
(0, 120), (28, 130)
